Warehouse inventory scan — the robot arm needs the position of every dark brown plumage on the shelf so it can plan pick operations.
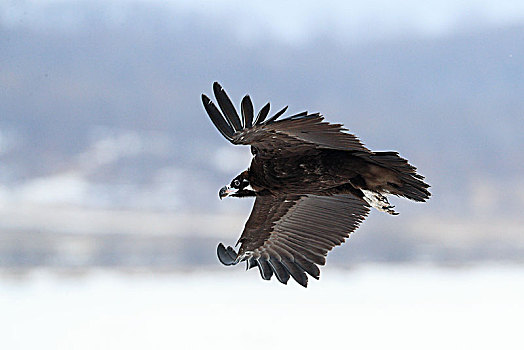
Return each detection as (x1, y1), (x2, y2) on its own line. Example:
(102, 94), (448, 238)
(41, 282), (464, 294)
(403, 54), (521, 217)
(202, 82), (430, 287)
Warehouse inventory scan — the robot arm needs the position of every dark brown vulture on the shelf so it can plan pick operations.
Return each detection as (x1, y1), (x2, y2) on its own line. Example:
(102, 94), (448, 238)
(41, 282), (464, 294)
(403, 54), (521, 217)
(202, 82), (430, 287)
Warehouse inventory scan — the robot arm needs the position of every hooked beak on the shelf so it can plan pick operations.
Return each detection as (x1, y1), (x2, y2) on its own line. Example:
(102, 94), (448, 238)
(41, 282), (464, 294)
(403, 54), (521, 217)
(219, 185), (236, 199)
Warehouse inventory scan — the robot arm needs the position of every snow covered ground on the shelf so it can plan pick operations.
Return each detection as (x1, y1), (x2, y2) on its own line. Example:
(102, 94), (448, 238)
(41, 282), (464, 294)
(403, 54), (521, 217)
(1, 264), (523, 350)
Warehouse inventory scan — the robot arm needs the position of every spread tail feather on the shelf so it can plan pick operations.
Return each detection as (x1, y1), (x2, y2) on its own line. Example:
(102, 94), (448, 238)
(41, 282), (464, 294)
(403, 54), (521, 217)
(370, 151), (431, 202)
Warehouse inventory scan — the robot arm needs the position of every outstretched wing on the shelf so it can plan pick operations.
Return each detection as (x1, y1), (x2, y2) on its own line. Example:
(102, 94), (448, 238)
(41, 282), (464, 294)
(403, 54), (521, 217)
(202, 82), (371, 157)
(217, 194), (370, 287)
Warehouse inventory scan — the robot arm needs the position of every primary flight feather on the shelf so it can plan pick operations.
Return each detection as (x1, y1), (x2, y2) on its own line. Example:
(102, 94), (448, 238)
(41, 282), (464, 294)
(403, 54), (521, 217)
(202, 82), (430, 287)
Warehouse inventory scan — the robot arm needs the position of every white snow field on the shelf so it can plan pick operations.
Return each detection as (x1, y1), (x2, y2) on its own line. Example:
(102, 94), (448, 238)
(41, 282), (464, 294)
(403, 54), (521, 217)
(1, 264), (523, 350)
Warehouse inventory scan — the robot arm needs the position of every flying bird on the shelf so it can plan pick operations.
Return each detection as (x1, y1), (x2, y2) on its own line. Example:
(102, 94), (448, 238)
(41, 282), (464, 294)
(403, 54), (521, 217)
(202, 82), (430, 287)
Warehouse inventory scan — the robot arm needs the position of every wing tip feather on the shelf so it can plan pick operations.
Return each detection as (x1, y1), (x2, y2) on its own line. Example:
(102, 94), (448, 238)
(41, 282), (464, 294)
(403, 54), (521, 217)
(217, 243), (238, 266)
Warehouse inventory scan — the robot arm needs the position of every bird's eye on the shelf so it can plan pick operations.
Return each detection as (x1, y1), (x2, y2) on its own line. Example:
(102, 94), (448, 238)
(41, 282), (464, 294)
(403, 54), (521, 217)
(233, 179), (241, 187)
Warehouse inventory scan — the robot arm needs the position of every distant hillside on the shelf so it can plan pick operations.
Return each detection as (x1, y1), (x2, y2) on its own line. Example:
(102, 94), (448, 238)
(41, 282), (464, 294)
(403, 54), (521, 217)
(1, 4), (523, 266)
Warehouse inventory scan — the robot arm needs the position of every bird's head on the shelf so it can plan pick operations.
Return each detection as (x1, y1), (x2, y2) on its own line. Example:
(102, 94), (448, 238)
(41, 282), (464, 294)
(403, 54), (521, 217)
(219, 170), (255, 199)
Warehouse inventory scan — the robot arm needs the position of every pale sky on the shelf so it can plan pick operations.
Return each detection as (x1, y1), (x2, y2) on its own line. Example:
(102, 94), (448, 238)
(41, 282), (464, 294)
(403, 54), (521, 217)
(2, 0), (524, 44)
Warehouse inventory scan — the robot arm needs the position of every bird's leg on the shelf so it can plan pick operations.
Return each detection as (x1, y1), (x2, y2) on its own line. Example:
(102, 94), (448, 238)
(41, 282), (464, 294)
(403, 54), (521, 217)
(360, 189), (399, 215)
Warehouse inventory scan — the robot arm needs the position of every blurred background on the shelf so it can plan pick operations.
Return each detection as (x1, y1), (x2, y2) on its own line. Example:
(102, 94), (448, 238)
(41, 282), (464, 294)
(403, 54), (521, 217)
(1, 0), (523, 349)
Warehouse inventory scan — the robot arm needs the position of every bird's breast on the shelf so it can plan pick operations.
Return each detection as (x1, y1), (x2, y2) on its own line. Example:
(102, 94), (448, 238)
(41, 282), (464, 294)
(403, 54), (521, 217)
(249, 152), (347, 194)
